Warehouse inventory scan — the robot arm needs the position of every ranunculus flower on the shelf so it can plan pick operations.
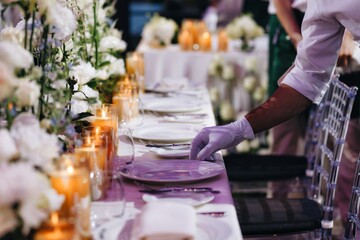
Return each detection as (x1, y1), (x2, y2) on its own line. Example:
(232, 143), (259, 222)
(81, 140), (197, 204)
(0, 129), (18, 162)
(14, 80), (40, 107)
(0, 163), (64, 235)
(69, 61), (97, 85)
(0, 42), (33, 70)
(10, 115), (59, 172)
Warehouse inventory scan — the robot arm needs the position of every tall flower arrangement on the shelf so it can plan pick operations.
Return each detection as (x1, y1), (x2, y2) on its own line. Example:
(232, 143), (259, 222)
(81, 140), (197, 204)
(0, 0), (126, 238)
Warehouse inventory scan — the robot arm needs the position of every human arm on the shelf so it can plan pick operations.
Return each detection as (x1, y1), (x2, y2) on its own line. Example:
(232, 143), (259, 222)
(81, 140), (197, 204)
(273, 0), (302, 48)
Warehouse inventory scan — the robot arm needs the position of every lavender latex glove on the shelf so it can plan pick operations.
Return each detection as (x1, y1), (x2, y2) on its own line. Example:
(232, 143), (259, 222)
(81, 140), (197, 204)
(190, 117), (255, 160)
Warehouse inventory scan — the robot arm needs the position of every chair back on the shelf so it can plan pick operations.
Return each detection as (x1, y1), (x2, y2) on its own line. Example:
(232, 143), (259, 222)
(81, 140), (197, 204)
(344, 154), (360, 240)
(309, 76), (358, 238)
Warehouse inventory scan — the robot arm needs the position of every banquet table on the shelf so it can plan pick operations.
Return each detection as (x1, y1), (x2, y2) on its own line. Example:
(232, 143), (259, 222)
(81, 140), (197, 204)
(91, 89), (243, 240)
(137, 36), (269, 113)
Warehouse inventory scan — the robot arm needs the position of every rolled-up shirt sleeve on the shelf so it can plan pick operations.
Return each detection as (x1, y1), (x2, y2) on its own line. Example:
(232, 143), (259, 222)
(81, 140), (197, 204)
(280, 0), (345, 103)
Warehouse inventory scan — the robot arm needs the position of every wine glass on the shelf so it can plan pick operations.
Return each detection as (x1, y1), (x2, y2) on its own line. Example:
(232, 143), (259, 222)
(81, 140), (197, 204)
(90, 170), (125, 229)
(113, 127), (135, 172)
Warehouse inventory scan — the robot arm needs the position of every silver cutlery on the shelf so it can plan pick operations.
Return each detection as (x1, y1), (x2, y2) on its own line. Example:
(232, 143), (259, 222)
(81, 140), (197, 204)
(145, 143), (191, 148)
(139, 187), (220, 194)
(197, 211), (227, 217)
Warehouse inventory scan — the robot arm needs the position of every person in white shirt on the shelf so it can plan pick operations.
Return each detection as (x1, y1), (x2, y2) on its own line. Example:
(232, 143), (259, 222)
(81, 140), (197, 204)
(190, 0), (360, 161)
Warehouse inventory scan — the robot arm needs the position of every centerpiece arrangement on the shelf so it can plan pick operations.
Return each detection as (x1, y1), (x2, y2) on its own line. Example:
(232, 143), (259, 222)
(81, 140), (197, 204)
(225, 14), (264, 51)
(0, 0), (126, 238)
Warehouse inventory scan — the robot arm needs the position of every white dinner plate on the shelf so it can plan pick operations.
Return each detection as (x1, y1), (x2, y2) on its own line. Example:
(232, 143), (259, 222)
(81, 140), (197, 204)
(132, 123), (200, 143)
(142, 191), (214, 207)
(119, 160), (224, 183)
(143, 97), (203, 113)
(93, 215), (232, 240)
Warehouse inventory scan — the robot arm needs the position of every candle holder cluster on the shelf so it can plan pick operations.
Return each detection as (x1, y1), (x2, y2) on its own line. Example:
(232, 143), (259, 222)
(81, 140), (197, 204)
(112, 74), (143, 127)
(178, 19), (228, 52)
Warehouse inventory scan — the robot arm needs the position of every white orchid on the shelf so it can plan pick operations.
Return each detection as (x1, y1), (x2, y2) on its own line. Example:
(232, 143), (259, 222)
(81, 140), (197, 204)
(99, 35), (127, 52)
(69, 61), (97, 85)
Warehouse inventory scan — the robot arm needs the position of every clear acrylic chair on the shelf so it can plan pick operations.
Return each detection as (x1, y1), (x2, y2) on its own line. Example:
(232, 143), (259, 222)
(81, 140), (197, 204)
(234, 76), (358, 238)
(344, 154), (360, 240)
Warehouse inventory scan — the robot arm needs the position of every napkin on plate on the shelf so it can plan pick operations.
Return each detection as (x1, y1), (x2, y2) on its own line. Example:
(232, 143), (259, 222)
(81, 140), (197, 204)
(131, 201), (197, 240)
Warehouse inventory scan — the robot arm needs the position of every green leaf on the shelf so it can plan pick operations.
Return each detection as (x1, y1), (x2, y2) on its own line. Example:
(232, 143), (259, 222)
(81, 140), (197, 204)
(71, 112), (93, 121)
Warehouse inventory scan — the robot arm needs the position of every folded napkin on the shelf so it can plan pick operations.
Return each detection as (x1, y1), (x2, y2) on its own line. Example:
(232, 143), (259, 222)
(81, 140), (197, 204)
(131, 201), (196, 240)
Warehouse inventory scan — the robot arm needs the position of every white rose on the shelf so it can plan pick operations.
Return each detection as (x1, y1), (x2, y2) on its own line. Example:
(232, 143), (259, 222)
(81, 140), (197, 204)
(0, 42), (33, 69)
(236, 140), (251, 153)
(0, 129), (18, 162)
(244, 56), (257, 72)
(249, 138), (260, 149)
(253, 87), (266, 102)
(0, 27), (24, 46)
(69, 61), (96, 85)
(14, 80), (40, 107)
(222, 64), (235, 81)
(209, 87), (220, 103)
(243, 75), (257, 92)
(99, 36), (127, 52)
(0, 62), (17, 101)
(0, 207), (17, 238)
(219, 100), (235, 121)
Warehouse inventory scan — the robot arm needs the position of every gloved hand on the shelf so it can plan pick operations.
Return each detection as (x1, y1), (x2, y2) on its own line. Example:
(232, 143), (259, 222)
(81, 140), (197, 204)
(190, 116), (255, 160)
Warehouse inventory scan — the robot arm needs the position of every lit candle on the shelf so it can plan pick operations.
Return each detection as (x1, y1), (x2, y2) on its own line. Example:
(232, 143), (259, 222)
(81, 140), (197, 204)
(218, 29), (228, 52)
(178, 30), (193, 51)
(199, 31), (212, 51)
(37, 157), (91, 240)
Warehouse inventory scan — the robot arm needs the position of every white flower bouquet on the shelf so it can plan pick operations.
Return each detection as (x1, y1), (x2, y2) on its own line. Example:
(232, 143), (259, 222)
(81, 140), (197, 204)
(225, 14), (264, 50)
(142, 14), (178, 48)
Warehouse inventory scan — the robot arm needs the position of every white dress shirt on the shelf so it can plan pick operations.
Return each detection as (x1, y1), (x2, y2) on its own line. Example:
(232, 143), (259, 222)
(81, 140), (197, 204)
(281, 0), (360, 103)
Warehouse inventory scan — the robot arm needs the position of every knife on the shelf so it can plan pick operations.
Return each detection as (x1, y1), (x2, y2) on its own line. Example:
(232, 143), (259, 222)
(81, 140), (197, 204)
(145, 143), (191, 148)
(139, 187), (218, 194)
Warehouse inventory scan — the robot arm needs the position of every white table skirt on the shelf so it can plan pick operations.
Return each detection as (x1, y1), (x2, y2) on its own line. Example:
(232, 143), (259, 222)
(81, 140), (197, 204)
(138, 36), (269, 113)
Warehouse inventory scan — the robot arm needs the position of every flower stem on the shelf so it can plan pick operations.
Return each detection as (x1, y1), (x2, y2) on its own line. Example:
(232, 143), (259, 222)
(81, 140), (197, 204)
(38, 24), (49, 120)
(93, 0), (99, 69)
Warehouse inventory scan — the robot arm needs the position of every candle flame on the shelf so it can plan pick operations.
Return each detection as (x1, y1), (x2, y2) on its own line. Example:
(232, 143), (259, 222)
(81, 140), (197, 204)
(51, 213), (59, 225)
(101, 109), (106, 118)
(67, 165), (74, 174)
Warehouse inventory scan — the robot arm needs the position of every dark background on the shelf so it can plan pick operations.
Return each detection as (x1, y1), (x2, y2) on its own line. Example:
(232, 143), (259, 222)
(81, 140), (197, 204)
(115, 0), (269, 51)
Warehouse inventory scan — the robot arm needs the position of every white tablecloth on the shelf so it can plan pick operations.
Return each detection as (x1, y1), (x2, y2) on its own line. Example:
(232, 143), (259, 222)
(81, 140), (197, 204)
(138, 36), (269, 113)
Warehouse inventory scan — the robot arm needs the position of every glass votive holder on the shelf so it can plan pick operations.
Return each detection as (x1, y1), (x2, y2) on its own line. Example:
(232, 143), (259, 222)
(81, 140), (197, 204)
(81, 126), (115, 170)
(35, 154), (91, 240)
(217, 28), (228, 51)
(112, 93), (143, 128)
(199, 31), (212, 51)
(74, 135), (108, 174)
(178, 30), (193, 51)
(126, 52), (145, 93)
